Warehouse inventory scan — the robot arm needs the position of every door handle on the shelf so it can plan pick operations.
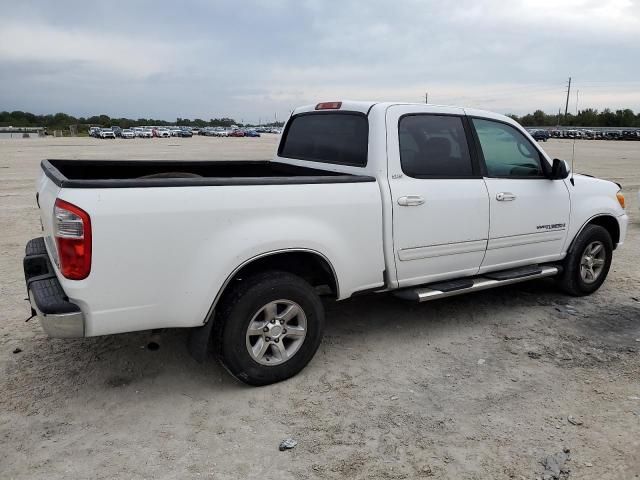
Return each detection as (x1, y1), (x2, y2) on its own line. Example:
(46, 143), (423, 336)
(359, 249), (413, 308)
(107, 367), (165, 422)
(397, 195), (425, 206)
(496, 192), (516, 202)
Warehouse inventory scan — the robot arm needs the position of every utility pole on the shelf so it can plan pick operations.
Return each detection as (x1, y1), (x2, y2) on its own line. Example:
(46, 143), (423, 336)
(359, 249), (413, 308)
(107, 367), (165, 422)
(425, 92), (428, 104)
(564, 76), (572, 118)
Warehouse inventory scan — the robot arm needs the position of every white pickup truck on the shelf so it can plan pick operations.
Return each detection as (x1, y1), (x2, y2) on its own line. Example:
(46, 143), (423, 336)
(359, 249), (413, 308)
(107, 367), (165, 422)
(24, 101), (628, 385)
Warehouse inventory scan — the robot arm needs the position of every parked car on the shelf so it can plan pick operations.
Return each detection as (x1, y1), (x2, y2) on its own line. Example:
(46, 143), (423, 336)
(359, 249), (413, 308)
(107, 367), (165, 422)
(211, 128), (229, 137)
(121, 129), (135, 139)
(604, 130), (622, 140)
(178, 129), (193, 138)
(570, 130), (585, 139)
(88, 127), (101, 137)
(244, 129), (261, 137)
(110, 126), (122, 138)
(98, 128), (116, 139)
(229, 129), (245, 137)
(140, 129), (153, 138)
(156, 129), (171, 138)
(23, 100), (628, 386)
(529, 129), (550, 142)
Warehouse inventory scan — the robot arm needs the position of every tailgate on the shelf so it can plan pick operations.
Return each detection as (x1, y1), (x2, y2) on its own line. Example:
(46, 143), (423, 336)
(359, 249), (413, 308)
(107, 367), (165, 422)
(36, 168), (62, 268)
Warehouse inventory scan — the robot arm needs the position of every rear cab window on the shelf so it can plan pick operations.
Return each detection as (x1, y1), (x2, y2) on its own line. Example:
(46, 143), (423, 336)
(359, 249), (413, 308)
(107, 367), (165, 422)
(279, 113), (369, 167)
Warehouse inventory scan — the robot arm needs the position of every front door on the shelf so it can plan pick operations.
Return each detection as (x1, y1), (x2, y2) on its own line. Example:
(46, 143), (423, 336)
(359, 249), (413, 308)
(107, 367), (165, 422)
(387, 106), (490, 287)
(469, 117), (570, 271)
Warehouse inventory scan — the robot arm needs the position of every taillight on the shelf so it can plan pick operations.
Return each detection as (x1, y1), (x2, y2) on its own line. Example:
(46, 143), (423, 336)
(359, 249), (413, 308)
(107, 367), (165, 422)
(54, 198), (92, 280)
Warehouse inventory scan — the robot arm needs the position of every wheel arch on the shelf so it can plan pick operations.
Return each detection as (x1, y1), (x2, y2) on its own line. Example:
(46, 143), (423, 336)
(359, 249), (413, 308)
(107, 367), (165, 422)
(569, 214), (621, 252)
(188, 248), (338, 362)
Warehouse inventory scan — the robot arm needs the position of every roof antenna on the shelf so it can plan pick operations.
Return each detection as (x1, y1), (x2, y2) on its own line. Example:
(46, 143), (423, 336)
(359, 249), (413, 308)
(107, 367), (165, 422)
(569, 89), (579, 186)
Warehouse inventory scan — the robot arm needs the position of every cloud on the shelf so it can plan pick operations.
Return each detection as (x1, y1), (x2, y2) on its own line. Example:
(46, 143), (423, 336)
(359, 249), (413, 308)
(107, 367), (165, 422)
(0, 0), (639, 121)
(0, 20), (180, 78)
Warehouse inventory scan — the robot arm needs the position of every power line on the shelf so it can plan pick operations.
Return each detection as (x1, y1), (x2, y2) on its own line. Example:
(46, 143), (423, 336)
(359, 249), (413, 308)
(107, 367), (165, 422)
(448, 85), (566, 103)
(575, 79), (640, 84)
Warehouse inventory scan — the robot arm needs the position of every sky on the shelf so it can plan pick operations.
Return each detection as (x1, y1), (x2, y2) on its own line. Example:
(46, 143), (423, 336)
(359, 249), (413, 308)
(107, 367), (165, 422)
(1, 0), (639, 123)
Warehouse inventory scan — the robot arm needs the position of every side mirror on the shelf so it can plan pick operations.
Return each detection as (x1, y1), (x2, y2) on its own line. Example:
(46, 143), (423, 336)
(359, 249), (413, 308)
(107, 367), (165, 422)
(550, 158), (569, 180)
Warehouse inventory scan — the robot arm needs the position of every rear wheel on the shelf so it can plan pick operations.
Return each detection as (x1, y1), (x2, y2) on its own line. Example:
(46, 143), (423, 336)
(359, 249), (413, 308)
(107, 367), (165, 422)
(557, 224), (613, 296)
(213, 271), (325, 386)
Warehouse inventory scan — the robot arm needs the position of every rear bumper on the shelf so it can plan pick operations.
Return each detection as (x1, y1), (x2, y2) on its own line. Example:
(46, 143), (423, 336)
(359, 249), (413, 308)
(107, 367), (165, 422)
(23, 237), (85, 338)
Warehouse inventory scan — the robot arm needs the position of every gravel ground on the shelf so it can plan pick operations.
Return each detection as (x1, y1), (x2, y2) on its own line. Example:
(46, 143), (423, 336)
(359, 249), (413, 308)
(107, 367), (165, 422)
(1, 136), (639, 479)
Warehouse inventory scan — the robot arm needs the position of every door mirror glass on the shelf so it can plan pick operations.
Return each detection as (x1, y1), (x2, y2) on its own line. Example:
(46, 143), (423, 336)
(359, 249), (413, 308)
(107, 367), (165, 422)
(550, 158), (569, 179)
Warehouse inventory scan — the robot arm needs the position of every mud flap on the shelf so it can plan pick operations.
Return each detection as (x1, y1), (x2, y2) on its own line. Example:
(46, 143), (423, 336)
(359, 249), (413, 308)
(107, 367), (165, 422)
(187, 317), (216, 363)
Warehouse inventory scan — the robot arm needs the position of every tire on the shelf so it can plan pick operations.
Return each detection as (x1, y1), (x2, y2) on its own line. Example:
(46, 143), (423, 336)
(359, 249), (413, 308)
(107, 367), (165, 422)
(213, 271), (325, 386)
(557, 224), (613, 296)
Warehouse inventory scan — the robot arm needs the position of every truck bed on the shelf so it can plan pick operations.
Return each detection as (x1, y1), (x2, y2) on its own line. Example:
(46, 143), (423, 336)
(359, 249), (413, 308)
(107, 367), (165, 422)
(36, 156), (385, 336)
(42, 159), (375, 188)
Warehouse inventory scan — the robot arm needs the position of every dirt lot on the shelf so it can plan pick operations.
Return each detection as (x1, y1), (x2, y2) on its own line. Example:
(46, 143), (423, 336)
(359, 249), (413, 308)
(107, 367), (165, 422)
(1, 136), (639, 479)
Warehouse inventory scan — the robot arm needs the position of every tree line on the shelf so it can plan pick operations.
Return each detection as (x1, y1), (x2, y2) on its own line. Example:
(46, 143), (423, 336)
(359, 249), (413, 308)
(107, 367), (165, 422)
(0, 110), (284, 133)
(508, 108), (640, 128)
(2, 107), (640, 131)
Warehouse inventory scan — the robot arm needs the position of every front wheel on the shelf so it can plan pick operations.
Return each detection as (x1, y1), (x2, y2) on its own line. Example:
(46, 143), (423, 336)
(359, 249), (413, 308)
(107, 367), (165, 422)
(213, 271), (325, 386)
(557, 224), (613, 296)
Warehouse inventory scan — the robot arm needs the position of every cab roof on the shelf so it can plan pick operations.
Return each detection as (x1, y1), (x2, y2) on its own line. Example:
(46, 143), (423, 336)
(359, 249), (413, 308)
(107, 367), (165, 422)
(293, 101), (377, 115)
(291, 101), (515, 125)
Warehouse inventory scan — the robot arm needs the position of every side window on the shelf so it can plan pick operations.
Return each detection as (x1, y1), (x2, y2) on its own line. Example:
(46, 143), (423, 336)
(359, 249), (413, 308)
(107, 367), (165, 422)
(472, 118), (544, 177)
(398, 115), (474, 178)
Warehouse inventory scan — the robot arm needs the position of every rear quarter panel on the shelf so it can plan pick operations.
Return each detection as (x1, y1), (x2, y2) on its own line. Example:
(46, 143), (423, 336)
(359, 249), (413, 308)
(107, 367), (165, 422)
(56, 182), (384, 336)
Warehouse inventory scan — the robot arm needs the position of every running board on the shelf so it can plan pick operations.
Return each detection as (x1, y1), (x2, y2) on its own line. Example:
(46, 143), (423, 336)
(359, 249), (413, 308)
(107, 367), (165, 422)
(394, 265), (560, 302)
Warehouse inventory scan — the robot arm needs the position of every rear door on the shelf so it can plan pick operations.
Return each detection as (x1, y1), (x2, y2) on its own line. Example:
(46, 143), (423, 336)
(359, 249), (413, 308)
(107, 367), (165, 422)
(386, 105), (490, 287)
(469, 117), (570, 270)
